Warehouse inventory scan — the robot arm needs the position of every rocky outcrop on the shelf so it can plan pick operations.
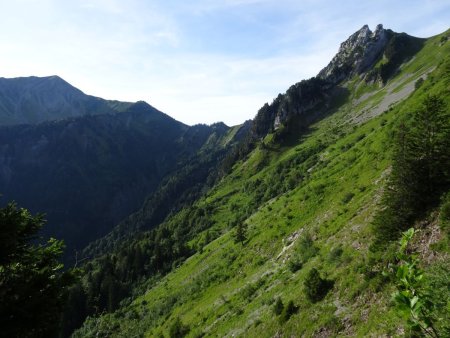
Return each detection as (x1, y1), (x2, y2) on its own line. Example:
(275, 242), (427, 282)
(318, 24), (389, 84)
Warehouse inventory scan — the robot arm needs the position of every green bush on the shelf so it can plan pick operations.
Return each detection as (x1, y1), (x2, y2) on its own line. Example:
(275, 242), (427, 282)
(303, 268), (333, 303)
(273, 297), (284, 315)
(240, 283), (258, 301)
(288, 256), (303, 272)
(414, 77), (424, 90)
(327, 246), (343, 263)
(390, 229), (441, 337)
(169, 316), (189, 338)
(296, 233), (319, 262)
(279, 300), (297, 323)
(341, 192), (355, 204)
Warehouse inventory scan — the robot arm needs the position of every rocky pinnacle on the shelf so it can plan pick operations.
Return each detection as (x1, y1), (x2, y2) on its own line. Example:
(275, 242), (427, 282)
(318, 24), (388, 84)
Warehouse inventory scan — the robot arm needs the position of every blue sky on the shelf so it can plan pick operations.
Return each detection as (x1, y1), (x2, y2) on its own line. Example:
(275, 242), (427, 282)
(1, 0), (449, 125)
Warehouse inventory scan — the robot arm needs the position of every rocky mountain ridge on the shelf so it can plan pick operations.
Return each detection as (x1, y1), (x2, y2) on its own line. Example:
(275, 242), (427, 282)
(251, 24), (425, 135)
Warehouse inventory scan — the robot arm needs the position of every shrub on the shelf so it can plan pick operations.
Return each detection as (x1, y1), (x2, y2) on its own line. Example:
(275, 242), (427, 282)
(414, 77), (424, 90)
(304, 268), (333, 303)
(169, 317), (189, 338)
(327, 246), (343, 263)
(390, 228), (443, 337)
(288, 256), (303, 272)
(297, 232), (319, 262)
(273, 297), (284, 315)
(279, 300), (297, 323)
(341, 192), (355, 204)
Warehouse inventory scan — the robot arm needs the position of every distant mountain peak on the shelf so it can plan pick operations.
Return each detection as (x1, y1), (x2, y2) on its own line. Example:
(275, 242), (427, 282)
(0, 75), (133, 125)
(318, 24), (389, 83)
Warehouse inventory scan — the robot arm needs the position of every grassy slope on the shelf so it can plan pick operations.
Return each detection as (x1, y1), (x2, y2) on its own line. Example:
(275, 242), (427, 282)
(75, 31), (449, 338)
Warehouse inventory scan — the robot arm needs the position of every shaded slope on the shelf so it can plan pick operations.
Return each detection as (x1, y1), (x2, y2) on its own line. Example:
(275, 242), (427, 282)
(0, 101), (228, 254)
(82, 122), (250, 259)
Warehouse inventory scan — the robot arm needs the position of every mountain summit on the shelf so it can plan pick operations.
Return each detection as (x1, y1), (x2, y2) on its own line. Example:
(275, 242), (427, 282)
(318, 24), (425, 84)
(0, 75), (131, 125)
(318, 24), (388, 83)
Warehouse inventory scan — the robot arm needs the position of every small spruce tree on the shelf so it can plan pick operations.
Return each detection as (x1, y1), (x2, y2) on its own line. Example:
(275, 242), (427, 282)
(234, 222), (248, 245)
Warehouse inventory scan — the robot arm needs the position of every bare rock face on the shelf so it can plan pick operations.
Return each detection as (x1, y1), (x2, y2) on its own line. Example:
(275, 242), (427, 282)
(318, 24), (388, 84)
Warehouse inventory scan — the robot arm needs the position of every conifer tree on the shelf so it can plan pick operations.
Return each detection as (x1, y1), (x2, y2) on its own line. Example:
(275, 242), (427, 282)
(234, 222), (248, 245)
(373, 95), (449, 243)
(0, 202), (76, 337)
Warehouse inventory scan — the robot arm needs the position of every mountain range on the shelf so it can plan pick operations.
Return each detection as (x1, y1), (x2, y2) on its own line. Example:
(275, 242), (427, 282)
(0, 79), (247, 254)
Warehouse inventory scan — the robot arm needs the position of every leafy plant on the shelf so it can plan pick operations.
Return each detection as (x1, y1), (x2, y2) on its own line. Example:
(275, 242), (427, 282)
(296, 232), (319, 262)
(341, 192), (355, 204)
(288, 256), (303, 272)
(234, 223), (248, 245)
(327, 246), (344, 263)
(390, 228), (439, 337)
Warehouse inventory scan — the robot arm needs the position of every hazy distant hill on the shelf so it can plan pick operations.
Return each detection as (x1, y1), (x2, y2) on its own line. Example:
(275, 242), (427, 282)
(0, 75), (131, 125)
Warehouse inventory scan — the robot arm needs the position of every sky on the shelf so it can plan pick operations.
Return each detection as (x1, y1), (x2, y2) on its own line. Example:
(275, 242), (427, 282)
(1, 0), (449, 126)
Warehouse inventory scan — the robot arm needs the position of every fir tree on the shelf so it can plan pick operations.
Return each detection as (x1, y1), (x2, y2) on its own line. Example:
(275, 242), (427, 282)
(373, 95), (449, 243)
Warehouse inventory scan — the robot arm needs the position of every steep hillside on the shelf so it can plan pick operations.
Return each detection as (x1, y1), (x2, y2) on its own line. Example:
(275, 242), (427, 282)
(73, 27), (449, 337)
(0, 100), (232, 254)
(0, 75), (131, 125)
